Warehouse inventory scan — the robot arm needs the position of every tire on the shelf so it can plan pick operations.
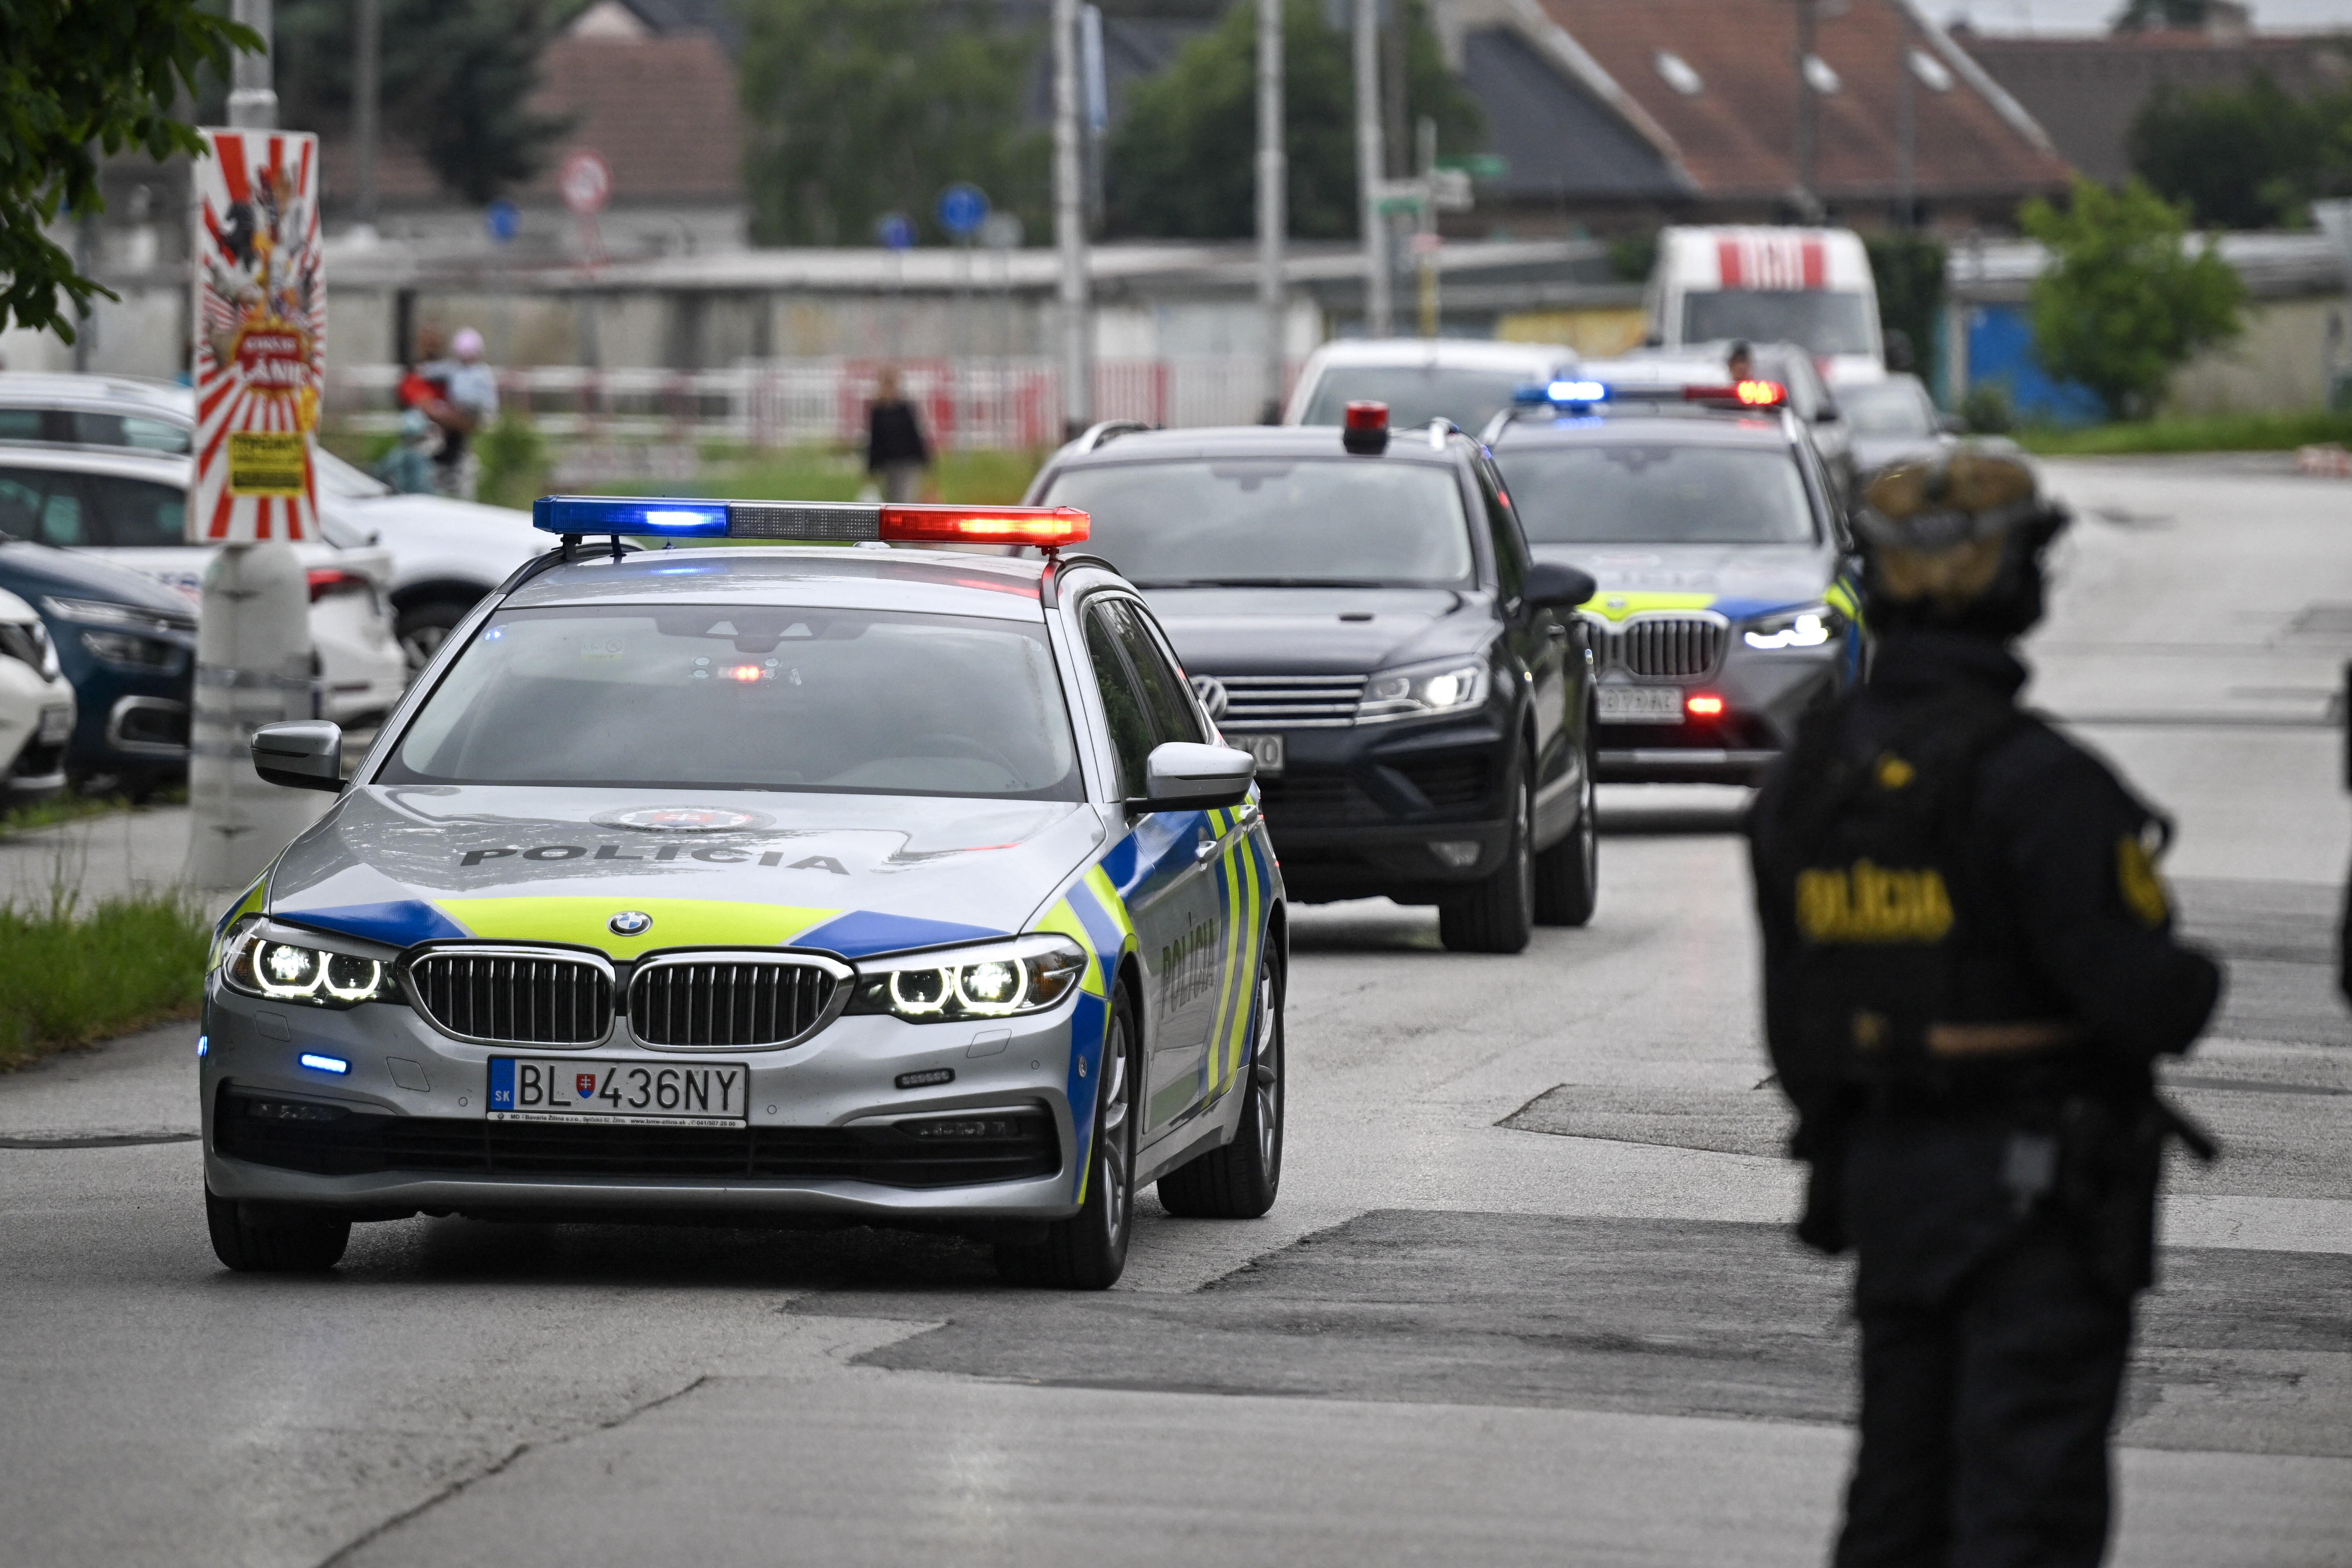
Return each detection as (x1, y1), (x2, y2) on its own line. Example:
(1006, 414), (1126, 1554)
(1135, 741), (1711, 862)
(996, 988), (1138, 1289)
(394, 597), (475, 675)
(205, 1186), (350, 1272)
(1158, 940), (1284, 1219)
(1533, 737), (1599, 928)
(1438, 760), (1534, 954)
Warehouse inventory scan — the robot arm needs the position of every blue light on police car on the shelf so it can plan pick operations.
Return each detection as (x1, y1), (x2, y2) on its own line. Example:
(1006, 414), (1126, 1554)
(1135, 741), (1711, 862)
(531, 496), (730, 537)
(1548, 379), (1608, 404)
(298, 1052), (350, 1075)
(196, 1034), (208, 1059)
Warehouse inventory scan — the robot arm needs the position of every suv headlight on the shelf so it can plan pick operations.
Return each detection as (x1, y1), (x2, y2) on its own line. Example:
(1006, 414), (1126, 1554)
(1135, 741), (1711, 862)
(218, 920), (399, 1008)
(0, 619), (59, 679)
(39, 595), (194, 635)
(1358, 657), (1490, 722)
(78, 628), (180, 670)
(846, 935), (1089, 1023)
(1742, 603), (1844, 651)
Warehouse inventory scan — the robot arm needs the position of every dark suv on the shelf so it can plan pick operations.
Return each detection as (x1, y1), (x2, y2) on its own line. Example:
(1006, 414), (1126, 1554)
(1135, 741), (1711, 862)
(1025, 411), (1598, 953)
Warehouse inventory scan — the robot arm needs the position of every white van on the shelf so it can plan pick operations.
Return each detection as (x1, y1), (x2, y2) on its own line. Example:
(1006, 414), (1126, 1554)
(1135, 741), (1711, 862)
(1646, 227), (1884, 387)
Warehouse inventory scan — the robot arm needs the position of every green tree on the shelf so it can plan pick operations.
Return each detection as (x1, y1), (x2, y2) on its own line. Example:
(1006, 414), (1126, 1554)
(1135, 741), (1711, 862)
(270, 0), (576, 205)
(2019, 177), (2243, 421)
(1865, 232), (1946, 392)
(737, 0), (1046, 247)
(1107, 0), (1481, 241)
(2111, 0), (2211, 29)
(0, 0), (259, 340)
(2128, 71), (2319, 229)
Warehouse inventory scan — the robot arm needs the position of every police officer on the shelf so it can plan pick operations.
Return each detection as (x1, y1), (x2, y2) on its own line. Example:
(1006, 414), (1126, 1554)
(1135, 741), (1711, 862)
(1747, 446), (2221, 1567)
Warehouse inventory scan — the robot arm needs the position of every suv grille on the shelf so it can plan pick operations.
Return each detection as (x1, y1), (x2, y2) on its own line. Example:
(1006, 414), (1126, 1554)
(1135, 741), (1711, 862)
(629, 958), (840, 1049)
(1590, 615), (1728, 679)
(408, 950), (612, 1046)
(1215, 674), (1366, 729)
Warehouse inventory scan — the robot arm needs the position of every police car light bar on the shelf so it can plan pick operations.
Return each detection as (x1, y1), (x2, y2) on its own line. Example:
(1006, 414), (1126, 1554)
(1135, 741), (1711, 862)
(1684, 380), (1787, 408)
(531, 497), (1089, 548)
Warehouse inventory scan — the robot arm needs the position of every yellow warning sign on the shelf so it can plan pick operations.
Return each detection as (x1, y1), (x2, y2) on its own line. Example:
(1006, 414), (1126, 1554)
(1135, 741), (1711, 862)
(226, 431), (308, 497)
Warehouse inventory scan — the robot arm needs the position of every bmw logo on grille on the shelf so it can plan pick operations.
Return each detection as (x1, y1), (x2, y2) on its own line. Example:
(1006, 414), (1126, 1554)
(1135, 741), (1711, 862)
(608, 911), (653, 936)
(1189, 674), (1229, 722)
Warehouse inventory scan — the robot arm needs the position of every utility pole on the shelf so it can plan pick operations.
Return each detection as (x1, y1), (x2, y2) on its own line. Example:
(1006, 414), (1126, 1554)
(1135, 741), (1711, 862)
(1793, 0), (1821, 222)
(355, 0), (380, 229)
(1895, 2), (1915, 230)
(1353, 0), (1390, 338)
(1053, 0), (1091, 434)
(1257, 0), (1286, 420)
(185, 0), (323, 898)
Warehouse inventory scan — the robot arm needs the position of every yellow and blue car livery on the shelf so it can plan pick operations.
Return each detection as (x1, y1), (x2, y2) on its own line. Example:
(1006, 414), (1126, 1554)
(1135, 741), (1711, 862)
(200, 538), (1283, 1245)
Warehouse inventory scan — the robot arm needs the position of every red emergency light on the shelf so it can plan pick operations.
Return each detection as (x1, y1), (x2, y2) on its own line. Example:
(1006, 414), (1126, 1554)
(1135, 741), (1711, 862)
(878, 505), (1091, 548)
(1343, 400), (1390, 455)
(1684, 381), (1787, 408)
(1685, 693), (1726, 717)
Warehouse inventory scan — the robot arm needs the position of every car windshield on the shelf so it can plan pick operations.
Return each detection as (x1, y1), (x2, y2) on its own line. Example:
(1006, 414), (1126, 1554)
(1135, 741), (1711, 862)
(1839, 378), (1939, 439)
(381, 603), (1083, 800)
(1493, 443), (1817, 545)
(1041, 458), (1474, 588)
(1298, 366), (1544, 432)
(0, 405), (190, 454)
(1682, 291), (1876, 357)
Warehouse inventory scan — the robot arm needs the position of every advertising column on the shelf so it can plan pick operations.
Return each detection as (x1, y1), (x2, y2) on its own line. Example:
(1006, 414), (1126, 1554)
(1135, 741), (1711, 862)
(182, 128), (330, 895)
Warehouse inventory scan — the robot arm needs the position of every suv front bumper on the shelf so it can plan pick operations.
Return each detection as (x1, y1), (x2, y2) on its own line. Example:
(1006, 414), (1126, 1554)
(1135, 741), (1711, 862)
(1594, 642), (1843, 785)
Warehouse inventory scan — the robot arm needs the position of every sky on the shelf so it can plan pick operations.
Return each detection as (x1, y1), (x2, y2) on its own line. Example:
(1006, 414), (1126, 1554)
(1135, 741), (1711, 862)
(1948, 0), (2352, 28)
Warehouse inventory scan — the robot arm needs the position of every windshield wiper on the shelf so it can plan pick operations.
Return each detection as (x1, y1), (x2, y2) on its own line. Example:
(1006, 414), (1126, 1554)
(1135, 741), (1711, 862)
(1131, 576), (1401, 590)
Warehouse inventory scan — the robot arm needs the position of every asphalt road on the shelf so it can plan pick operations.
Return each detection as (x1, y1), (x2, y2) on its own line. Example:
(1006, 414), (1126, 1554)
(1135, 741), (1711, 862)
(2, 455), (2348, 1567)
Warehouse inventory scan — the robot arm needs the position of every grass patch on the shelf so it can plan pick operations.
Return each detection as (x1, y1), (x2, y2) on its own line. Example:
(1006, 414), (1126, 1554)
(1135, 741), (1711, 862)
(2017, 409), (2352, 456)
(0, 785), (185, 843)
(0, 893), (210, 1070)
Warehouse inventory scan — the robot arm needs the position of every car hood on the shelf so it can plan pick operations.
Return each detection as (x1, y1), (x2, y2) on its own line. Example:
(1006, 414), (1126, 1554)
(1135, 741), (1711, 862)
(0, 540), (202, 615)
(337, 490), (543, 539)
(1136, 586), (1488, 675)
(262, 784), (1107, 961)
(1850, 433), (1951, 477)
(1527, 543), (1836, 621)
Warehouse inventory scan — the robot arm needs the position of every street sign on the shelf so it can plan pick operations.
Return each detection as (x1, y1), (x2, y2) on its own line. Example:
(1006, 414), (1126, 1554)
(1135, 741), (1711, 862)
(1436, 153), (1510, 181)
(560, 149), (612, 216)
(486, 198), (519, 243)
(937, 183), (990, 239)
(189, 129), (325, 543)
(876, 212), (916, 251)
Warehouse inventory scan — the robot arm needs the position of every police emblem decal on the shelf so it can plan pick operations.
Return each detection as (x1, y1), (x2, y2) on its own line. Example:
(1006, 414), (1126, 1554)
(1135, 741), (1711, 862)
(1189, 674), (1229, 722)
(608, 911), (653, 936)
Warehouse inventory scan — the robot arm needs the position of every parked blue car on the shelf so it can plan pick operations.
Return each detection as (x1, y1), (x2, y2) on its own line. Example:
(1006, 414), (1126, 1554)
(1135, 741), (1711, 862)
(0, 539), (195, 796)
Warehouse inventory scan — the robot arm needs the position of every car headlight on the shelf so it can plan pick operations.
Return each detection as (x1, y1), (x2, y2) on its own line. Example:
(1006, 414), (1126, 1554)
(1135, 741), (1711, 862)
(1358, 658), (1490, 722)
(218, 920), (399, 1008)
(78, 628), (180, 670)
(1742, 604), (1844, 651)
(0, 619), (59, 680)
(39, 595), (194, 636)
(846, 935), (1089, 1023)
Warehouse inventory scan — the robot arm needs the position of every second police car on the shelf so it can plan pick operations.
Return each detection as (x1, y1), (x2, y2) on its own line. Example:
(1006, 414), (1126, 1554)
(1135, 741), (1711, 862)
(1485, 370), (1863, 785)
(200, 499), (1283, 1289)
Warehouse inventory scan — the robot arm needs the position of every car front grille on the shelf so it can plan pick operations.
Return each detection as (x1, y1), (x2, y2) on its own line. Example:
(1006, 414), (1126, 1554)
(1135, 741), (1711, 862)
(407, 950), (613, 1046)
(628, 958), (839, 1049)
(214, 1090), (1060, 1189)
(1254, 769), (1385, 823)
(1214, 674), (1367, 729)
(1390, 755), (1492, 811)
(1588, 615), (1729, 679)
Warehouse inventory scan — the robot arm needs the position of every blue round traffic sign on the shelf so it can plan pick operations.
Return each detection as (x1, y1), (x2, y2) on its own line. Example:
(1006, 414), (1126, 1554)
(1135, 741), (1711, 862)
(936, 183), (990, 238)
(875, 212), (915, 251)
(485, 198), (519, 244)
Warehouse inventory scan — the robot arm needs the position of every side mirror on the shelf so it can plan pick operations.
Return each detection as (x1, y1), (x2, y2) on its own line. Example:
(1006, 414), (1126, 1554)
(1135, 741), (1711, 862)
(252, 720), (343, 793)
(1525, 561), (1597, 610)
(1816, 400), (1842, 424)
(1140, 740), (1254, 811)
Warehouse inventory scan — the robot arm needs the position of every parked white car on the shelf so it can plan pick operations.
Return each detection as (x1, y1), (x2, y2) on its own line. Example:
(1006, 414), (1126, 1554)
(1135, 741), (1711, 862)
(1283, 338), (1581, 434)
(0, 445), (408, 724)
(0, 372), (550, 672)
(0, 585), (76, 803)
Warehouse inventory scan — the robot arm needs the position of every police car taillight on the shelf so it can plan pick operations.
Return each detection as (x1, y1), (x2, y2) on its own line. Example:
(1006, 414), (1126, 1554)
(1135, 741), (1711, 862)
(1684, 381), (1787, 408)
(531, 496), (1089, 549)
(878, 505), (1089, 547)
(1343, 400), (1389, 455)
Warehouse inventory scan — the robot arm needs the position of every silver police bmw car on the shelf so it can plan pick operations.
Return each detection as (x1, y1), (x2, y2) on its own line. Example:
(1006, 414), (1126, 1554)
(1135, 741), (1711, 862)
(200, 497), (1285, 1288)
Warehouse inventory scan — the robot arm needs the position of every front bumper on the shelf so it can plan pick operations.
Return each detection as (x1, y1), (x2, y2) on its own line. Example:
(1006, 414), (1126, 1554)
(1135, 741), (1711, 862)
(1593, 642), (1844, 785)
(1235, 713), (1513, 904)
(200, 978), (1087, 1228)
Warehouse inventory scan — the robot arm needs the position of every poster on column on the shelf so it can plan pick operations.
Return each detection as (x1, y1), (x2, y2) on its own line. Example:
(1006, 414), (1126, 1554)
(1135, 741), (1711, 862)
(189, 129), (325, 544)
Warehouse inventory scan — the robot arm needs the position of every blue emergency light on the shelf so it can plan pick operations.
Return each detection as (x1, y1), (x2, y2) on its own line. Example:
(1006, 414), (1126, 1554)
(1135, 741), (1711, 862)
(530, 496), (1090, 548)
(1514, 380), (1610, 408)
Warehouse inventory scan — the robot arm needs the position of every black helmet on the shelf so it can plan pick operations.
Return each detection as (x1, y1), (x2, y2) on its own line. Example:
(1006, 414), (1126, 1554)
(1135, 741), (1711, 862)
(1853, 444), (2067, 637)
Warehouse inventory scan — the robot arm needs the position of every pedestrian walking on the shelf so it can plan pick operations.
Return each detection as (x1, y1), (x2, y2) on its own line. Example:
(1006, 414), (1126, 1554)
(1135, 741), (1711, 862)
(1746, 446), (2222, 1568)
(866, 368), (931, 504)
(372, 408), (439, 494)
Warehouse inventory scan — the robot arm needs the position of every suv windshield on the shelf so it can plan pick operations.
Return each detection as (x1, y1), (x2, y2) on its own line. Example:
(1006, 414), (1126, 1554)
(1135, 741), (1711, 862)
(1298, 367), (1540, 432)
(1042, 458), (1474, 588)
(381, 604), (1082, 800)
(1682, 291), (1875, 357)
(1839, 377), (1939, 439)
(1494, 443), (1817, 546)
